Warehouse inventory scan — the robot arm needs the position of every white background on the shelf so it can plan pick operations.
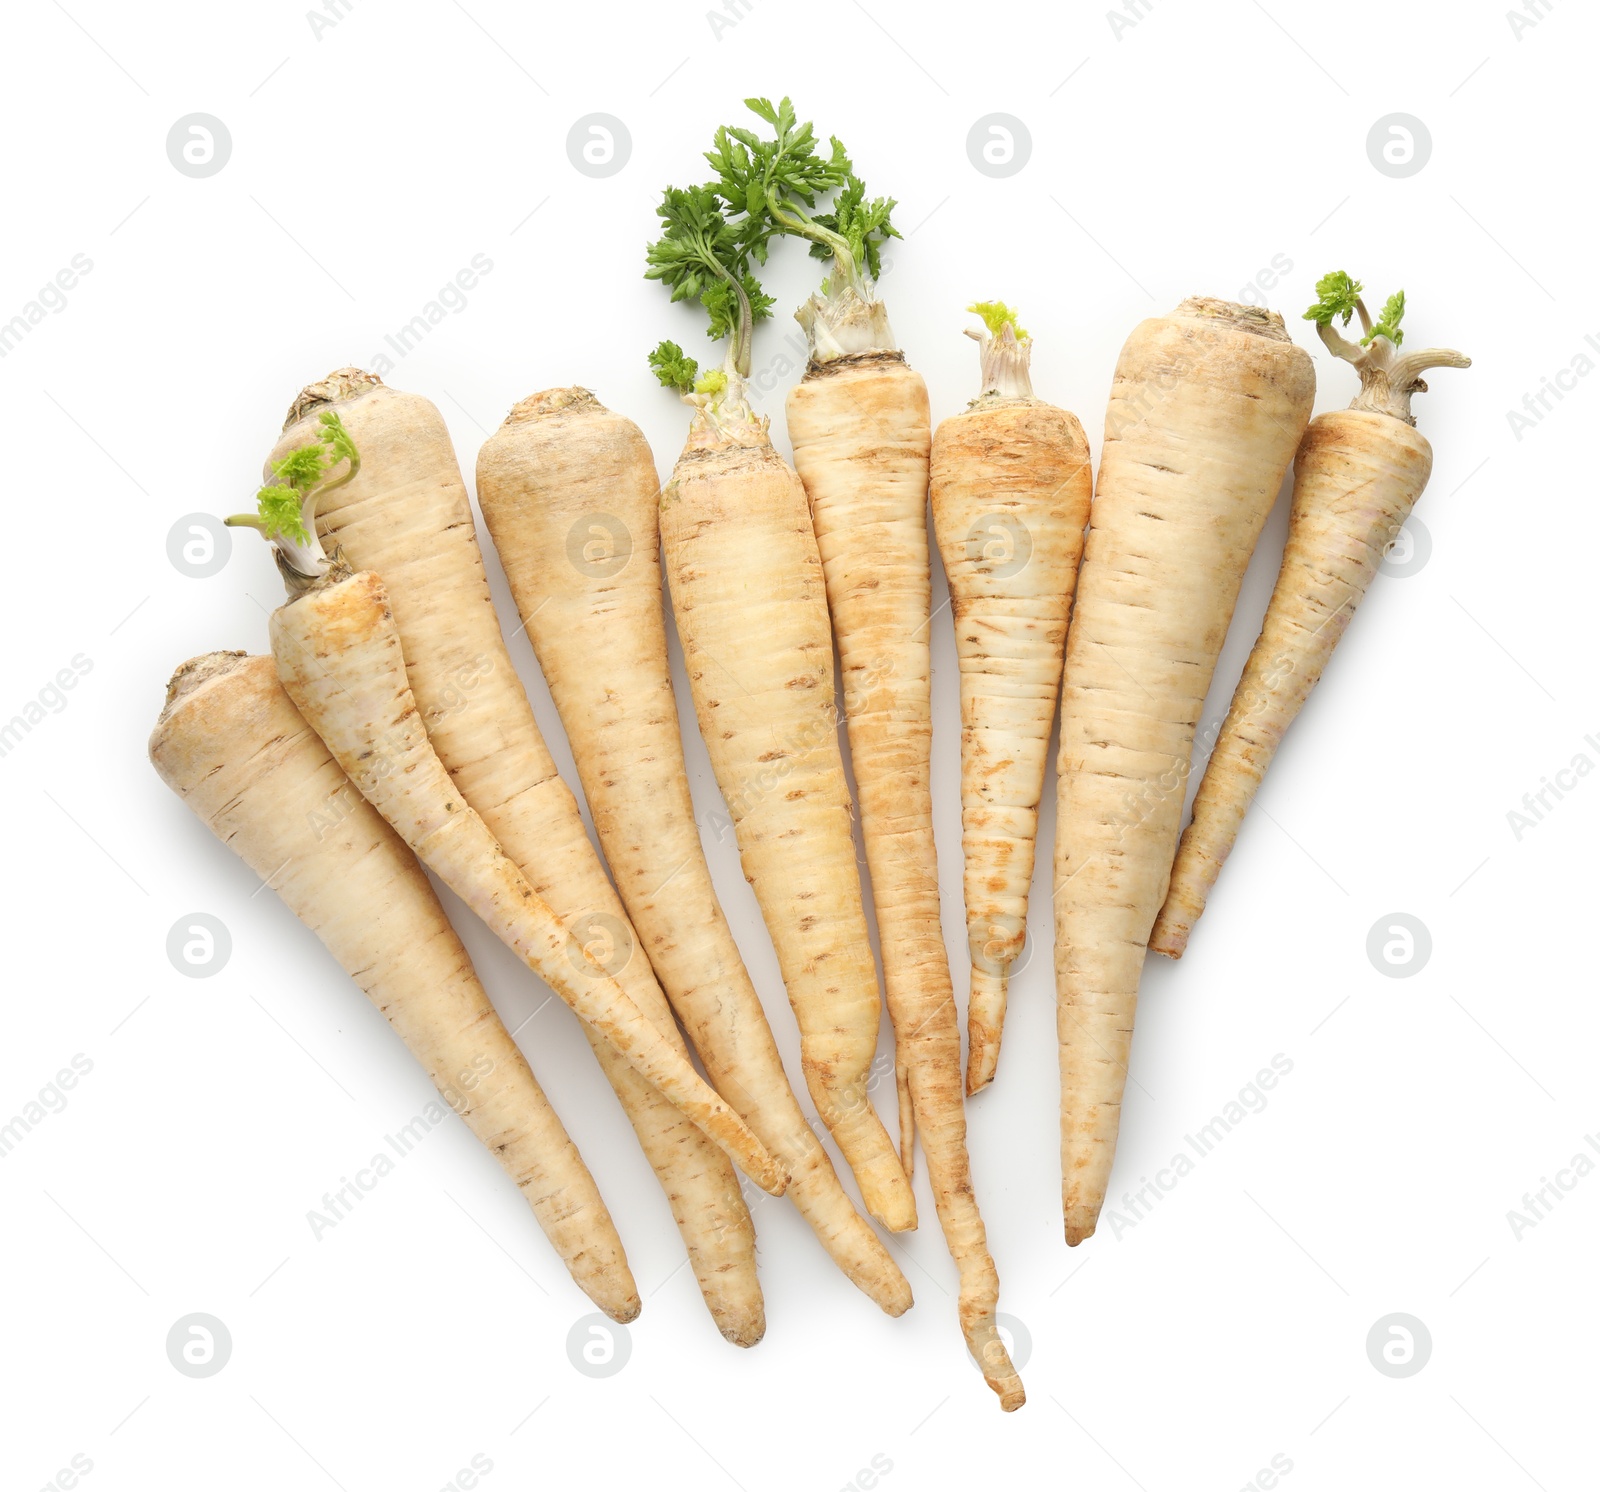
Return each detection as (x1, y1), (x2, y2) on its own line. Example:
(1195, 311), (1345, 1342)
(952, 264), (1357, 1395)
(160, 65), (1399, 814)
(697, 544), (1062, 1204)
(2, 1), (1594, 1488)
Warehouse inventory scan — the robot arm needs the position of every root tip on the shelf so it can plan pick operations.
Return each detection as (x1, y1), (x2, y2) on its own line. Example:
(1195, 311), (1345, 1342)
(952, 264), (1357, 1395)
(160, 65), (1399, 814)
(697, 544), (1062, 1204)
(879, 1213), (918, 1235)
(720, 1315), (767, 1349)
(1148, 920), (1190, 959)
(879, 1286), (914, 1318)
(607, 1296), (643, 1324)
(868, 1184), (918, 1234)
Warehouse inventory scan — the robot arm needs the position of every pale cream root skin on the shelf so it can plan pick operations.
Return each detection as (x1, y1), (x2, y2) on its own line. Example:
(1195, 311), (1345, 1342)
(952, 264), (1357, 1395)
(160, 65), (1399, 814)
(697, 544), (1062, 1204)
(1056, 301), (1314, 1246)
(788, 355), (1023, 1412)
(788, 354), (938, 1172)
(272, 377), (763, 1344)
(658, 430), (917, 1235)
(269, 575), (786, 1207)
(268, 572), (784, 1195)
(930, 396), (1093, 1094)
(1149, 410), (1432, 956)
(149, 654), (640, 1322)
(476, 389), (912, 1315)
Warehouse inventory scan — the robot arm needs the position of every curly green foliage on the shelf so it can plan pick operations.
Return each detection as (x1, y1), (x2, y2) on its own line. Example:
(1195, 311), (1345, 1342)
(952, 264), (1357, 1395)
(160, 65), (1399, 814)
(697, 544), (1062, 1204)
(705, 97), (850, 233)
(646, 186), (737, 309)
(968, 300), (1028, 341)
(693, 368), (728, 397)
(706, 97), (901, 289)
(271, 445), (326, 490)
(245, 409), (359, 540)
(317, 409), (359, 467)
(648, 339), (700, 393)
(255, 484), (309, 544)
(1303, 269), (1364, 327)
(645, 184), (773, 356)
(806, 174), (899, 281)
(1363, 289), (1406, 347)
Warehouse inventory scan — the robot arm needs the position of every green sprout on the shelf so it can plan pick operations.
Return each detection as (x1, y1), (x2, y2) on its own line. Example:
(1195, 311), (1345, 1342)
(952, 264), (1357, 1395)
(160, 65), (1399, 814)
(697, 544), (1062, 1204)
(648, 339), (700, 393)
(226, 409), (360, 578)
(1303, 270), (1364, 327)
(968, 300), (1028, 342)
(270, 445), (327, 492)
(255, 485), (308, 544)
(1304, 270), (1469, 422)
(1364, 289), (1406, 347)
(1305, 270), (1407, 349)
(965, 300), (1035, 400)
(318, 407), (359, 467)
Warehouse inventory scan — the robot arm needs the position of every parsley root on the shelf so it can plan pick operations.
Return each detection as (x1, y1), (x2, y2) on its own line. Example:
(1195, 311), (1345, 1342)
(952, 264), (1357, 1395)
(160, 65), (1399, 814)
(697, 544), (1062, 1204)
(262, 377), (769, 1343)
(476, 386), (914, 1317)
(706, 99), (1024, 1410)
(1056, 298), (1314, 1245)
(150, 653), (640, 1321)
(930, 303), (1093, 1094)
(1151, 274), (1469, 956)
(230, 415), (787, 1209)
(643, 180), (917, 1235)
